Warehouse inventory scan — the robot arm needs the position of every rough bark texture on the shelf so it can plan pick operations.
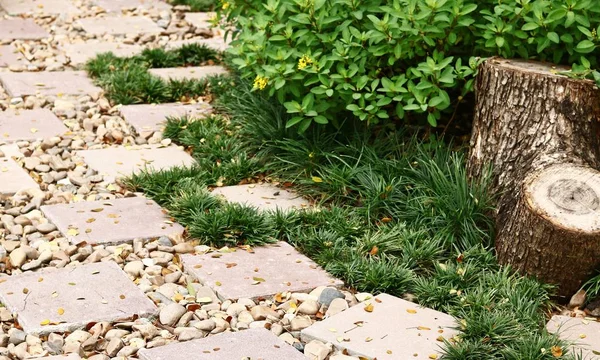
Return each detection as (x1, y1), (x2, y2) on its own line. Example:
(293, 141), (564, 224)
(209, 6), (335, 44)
(468, 58), (600, 298)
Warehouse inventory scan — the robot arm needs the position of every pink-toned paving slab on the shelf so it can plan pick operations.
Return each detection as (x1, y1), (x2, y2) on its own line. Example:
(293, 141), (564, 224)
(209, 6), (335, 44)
(77, 16), (162, 35)
(0, 109), (68, 143)
(77, 145), (194, 179)
(301, 293), (459, 360)
(0, 262), (158, 335)
(184, 12), (213, 28)
(148, 65), (228, 81)
(64, 42), (143, 66)
(119, 102), (212, 135)
(41, 196), (184, 245)
(212, 184), (309, 211)
(166, 37), (230, 52)
(94, 0), (170, 11)
(0, 45), (29, 67)
(182, 242), (342, 301)
(0, 18), (48, 40)
(547, 315), (600, 359)
(0, 71), (102, 97)
(0, 157), (39, 195)
(0, 0), (80, 14)
(138, 328), (306, 360)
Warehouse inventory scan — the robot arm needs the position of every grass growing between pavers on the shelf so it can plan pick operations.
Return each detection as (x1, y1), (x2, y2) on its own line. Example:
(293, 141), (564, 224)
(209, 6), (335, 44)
(86, 44), (227, 105)
(123, 77), (580, 359)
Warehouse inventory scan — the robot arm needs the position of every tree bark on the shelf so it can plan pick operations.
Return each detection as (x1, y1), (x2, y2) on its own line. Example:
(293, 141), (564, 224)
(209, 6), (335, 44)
(467, 57), (600, 298)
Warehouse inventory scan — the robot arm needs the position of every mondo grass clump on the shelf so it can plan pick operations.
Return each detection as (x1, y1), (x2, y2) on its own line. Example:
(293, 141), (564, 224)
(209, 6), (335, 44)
(85, 44), (224, 105)
(123, 77), (580, 359)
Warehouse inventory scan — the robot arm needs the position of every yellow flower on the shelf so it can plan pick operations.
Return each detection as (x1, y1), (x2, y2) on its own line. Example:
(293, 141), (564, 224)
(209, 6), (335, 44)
(222, 1), (230, 10)
(253, 75), (268, 90)
(298, 54), (313, 70)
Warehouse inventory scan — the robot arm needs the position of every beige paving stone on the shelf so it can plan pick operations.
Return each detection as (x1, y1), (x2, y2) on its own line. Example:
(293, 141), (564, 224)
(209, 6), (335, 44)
(64, 42), (143, 66)
(0, 262), (158, 335)
(94, 0), (170, 12)
(148, 65), (228, 81)
(0, 0), (80, 14)
(78, 16), (162, 35)
(182, 241), (343, 300)
(119, 102), (212, 135)
(547, 315), (600, 359)
(0, 18), (48, 40)
(0, 71), (102, 97)
(211, 183), (309, 211)
(0, 45), (29, 67)
(0, 109), (68, 143)
(41, 196), (184, 245)
(0, 157), (39, 195)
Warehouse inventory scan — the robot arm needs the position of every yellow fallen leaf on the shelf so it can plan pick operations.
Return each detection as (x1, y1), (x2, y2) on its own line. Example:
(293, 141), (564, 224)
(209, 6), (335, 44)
(215, 281), (222, 286)
(551, 346), (563, 358)
(86, 218), (96, 223)
(30, 128), (38, 133)
(67, 228), (79, 236)
(40, 319), (50, 326)
(407, 309), (417, 314)
(57, 308), (64, 315)
(22, 288), (29, 294)
(418, 326), (431, 330)
(365, 337), (373, 342)
(364, 303), (374, 312)
(312, 176), (323, 183)
(51, 292), (58, 298)
(387, 350), (393, 355)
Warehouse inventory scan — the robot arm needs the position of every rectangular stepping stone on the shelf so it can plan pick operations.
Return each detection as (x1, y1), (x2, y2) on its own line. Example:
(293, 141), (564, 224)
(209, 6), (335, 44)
(0, 262), (158, 335)
(64, 42), (143, 66)
(301, 293), (459, 360)
(148, 65), (228, 81)
(184, 12), (214, 28)
(0, 71), (102, 97)
(0, 18), (48, 40)
(78, 16), (162, 36)
(41, 196), (184, 245)
(182, 241), (342, 301)
(0, 0), (80, 14)
(0, 45), (29, 68)
(138, 328), (306, 360)
(0, 109), (68, 143)
(119, 102), (212, 135)
(547, 315), (600, 359)
(166, 37), (230, 52)
(94, 0), (171, 11)
(212, 184), (309, 211)
(0, 157), (39, 195)
(77, 145), (194, 180)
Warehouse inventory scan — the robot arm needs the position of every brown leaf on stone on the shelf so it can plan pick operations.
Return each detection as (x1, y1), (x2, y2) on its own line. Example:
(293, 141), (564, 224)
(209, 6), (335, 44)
(226, 263), (237, 268)
(86, 218), (96, 223)
(90, 208), (104, 212)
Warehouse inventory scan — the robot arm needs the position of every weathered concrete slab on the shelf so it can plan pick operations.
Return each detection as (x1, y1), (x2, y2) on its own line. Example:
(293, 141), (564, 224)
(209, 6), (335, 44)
(0, 109), (68, 143)
(148, 65), (227, 81)
(184, 12), (213, 28)
(0, 144), (24, 159)
(64, 42), (143, 66)
(165, 37), (230, 52)
(94, 0), (170, 12)
(212, 184), (309, 212)
(0, 0), (80, 14)
(138, 328), (306, 360)
(0, 262), (158, 335)
(547, 315), (600, 359)
(119, 102), (212, 135)
(77, 145), (194, 179)
(0, 71), (102, 97)
(182, 242), (342, 301)
(0, 157), (39, 195)
(0, 45), (29, 67)
(41, 196), (184, 245)
(301, 293), (459, 360)
(0, 18), (48, 40)
(78, 16), (162, 35)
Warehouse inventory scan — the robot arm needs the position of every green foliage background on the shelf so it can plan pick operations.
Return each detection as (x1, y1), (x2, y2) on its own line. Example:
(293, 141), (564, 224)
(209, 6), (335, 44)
(220, 0), (600, 131)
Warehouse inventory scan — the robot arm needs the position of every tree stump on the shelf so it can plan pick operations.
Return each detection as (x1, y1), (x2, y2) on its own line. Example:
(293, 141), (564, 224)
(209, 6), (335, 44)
(467, 57), (600, 298)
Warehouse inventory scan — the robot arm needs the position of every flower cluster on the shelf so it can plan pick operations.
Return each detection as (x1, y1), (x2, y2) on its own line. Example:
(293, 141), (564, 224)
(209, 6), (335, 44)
(221, 1), (230, 10)
(297, 54), (313, 70)
(253, 75), (268, 90)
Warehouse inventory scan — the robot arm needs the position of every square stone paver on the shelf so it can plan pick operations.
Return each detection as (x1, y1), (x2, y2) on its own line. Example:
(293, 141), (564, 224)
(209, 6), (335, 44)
(138, 328), (306, 360)
(301, 293), (459, 360)
(149, 65), (228, 81)
(0, 109), (68, 143)
(166, 37), (230, 52)
(0, 71), (102, 97)
(78, 16), (162, 35)
(0, 262), (158, 335)
(0, 0), (80, 14)
(0, 157), (39, 195)
(0, 18), (48, 40)
(212, 184), (309, 211)
(41, 196), (184, 245)
(182, 241), (343, 301)
(64, 42), (143, 66)
(77, 145), (194, 180)
(94, 0), (170, 11)
(547, 315), (600, 359)
(119, 102), (212, 135)
(0, 45), (29, 68)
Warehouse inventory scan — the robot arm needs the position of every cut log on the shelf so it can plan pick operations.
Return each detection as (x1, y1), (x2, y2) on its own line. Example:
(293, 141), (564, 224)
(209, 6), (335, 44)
(467, 57), (600, 298)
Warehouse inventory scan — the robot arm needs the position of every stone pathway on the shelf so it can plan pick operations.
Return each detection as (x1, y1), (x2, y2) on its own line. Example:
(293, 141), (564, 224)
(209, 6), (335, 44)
(0, 0), (468, 359)
(547, 315), (600, 359)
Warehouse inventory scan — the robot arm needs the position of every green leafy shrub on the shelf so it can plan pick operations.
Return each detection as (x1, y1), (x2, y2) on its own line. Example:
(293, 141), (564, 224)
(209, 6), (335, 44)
(220, 0), (600, 131)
